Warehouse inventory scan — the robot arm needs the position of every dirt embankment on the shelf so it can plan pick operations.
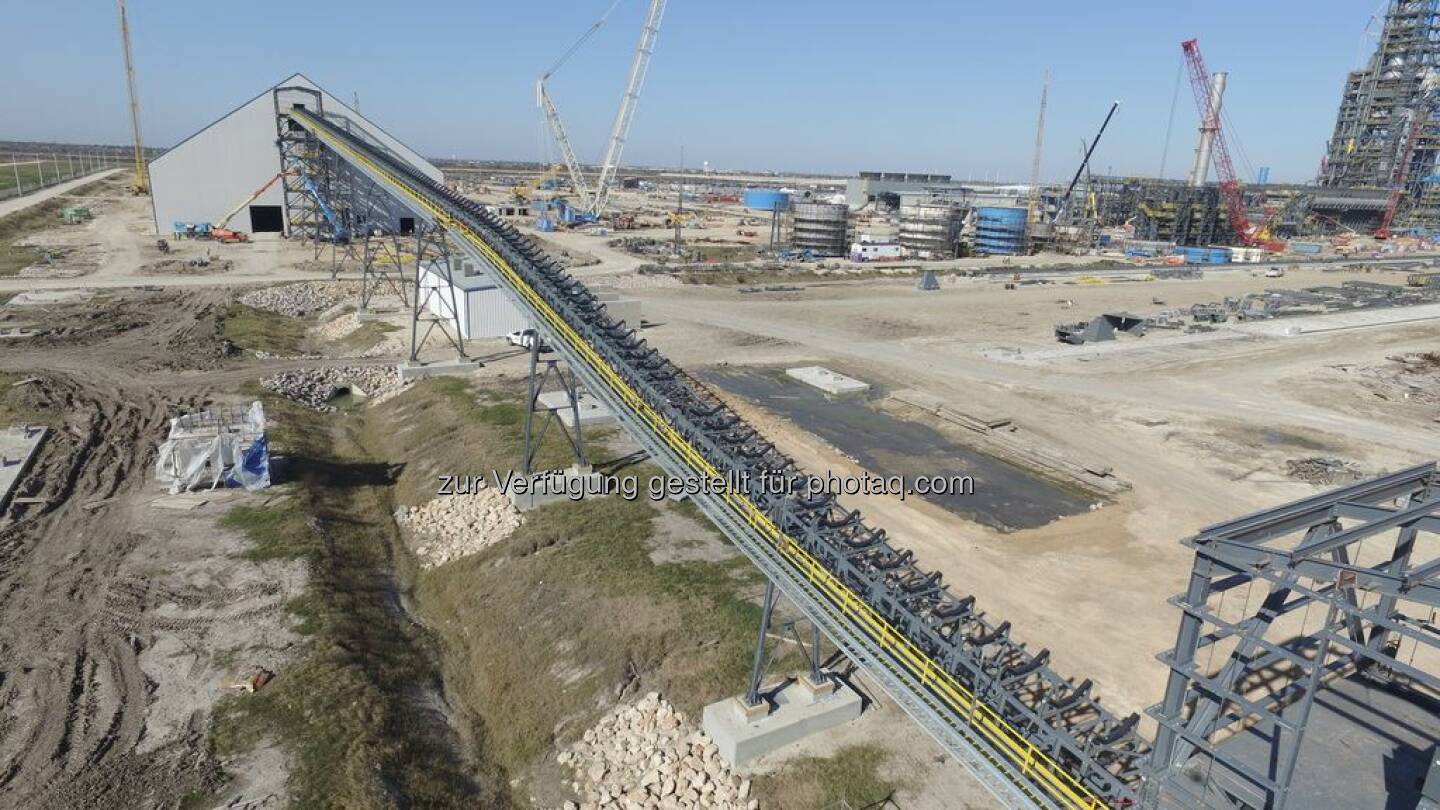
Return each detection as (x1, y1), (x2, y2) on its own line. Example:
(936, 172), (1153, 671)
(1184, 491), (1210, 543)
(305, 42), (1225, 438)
(0, 286), (464, 810)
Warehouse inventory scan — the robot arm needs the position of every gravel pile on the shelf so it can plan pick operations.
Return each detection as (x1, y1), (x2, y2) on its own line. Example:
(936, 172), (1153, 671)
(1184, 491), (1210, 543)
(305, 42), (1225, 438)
(1285, 457), (1363, 486)
(604, 272), (682, 290)
(259, 365), (402, 411)
(240, 282), (352, 317)
(313, 312), (362, 341)
(557, 693), (756, 810)
(395, 484), (521, 568)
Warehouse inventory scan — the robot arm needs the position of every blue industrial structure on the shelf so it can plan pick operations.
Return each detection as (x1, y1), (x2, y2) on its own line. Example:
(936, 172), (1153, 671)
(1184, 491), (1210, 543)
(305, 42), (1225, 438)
(743, 189), (790, 211)
(975, 206), (1028, 255)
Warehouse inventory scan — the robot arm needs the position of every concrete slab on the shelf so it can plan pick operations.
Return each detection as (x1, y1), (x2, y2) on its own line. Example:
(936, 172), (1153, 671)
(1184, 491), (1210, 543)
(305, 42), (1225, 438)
(784, 366), (870, 397)
(536, 390), (615, 427)
(1230, 301), (1440, 337)
(6, 289), (94, 307)
(594, 289), (642, 326)
(0, 425), (48, 511)
(398, 358), (483, 380)
(702, 677), (863, 768)
(505, 466), (610, 511)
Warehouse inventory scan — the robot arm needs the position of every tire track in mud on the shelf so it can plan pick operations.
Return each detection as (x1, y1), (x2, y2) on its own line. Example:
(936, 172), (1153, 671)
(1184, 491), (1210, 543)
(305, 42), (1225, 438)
(0, 291), (235, 809)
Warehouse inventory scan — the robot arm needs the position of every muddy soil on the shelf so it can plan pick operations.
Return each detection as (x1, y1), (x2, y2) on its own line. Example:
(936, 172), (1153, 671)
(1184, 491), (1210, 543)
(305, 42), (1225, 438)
(0, 289), (304, 809)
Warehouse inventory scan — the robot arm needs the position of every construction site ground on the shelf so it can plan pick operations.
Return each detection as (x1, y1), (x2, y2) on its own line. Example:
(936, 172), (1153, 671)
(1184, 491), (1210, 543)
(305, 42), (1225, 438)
(1, 176), (1438, 809)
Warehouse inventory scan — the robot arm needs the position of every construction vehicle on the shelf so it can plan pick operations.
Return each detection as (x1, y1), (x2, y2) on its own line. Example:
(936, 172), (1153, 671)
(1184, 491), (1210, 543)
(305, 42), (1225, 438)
(116, 0), (148, 194)
(664, 210), (697, 229)
(210, 227), (248, 244)
(511, 164), (568, 202)
(537, 0), (667, 217)
(1052, 101), (1119, 225)
(1180, 39), (1286, 252)
(206, 170), (297, 242)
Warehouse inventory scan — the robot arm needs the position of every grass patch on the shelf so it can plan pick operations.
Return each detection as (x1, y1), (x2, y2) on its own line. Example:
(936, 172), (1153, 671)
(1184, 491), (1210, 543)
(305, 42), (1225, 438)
(211, 386), (505, 808)
(753, 744), (899, 809)
(336, 320), (400, 353)
(221, 304), (308, 355)
(370, 378), (773, 798)
(218, 499), (311, 561)
(417, 491), (765, 773)
(0, 174), (123, 275)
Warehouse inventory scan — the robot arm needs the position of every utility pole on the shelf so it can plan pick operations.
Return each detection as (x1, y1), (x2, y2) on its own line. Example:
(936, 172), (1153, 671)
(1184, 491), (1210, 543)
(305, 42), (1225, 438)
(116, 0), (148, 194)
(673, 144), (684, 256)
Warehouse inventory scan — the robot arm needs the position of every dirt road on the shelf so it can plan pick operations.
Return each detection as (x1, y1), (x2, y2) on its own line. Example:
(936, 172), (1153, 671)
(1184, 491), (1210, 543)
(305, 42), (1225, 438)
(0, 170), (120, 219)
(0, 289), (306, 809)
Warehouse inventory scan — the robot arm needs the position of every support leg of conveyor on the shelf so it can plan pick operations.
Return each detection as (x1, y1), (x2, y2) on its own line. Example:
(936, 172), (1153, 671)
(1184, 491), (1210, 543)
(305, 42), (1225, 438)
(745, 579), (779, 708)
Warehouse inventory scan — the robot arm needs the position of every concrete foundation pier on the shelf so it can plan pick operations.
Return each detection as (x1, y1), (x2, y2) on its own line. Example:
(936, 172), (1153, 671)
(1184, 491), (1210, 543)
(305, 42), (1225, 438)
(505, 465), (608, 512)
(701, 675), (863, 768)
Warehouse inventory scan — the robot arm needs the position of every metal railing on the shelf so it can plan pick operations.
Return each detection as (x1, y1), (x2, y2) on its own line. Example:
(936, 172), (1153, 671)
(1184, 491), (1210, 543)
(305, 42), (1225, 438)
(288, 107), (1148, 810)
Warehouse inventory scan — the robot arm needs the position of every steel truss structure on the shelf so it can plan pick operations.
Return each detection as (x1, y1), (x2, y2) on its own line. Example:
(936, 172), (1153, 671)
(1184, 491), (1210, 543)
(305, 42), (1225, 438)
(1148, 463), (1440, 809)
(358, 232), (411, 312)
(521, 333), (588, 476)
(405, 225), (467, 363)
(286, 105), (1147, 810)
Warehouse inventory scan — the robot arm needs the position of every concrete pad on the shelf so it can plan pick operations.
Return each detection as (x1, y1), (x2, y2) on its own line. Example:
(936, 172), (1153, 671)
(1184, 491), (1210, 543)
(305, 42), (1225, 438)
(506, 466), (609, 511)
(0, 425), (47, 511)
(356, 308), (402, 320)
(6, 289), (94, 307)
(536, 390), (615, 427)
(594, 291), (642, 326)
(150, 494), (211, 511)
(398, 358), (483, 380)
(1229, 302), (1440, 337)
(785, 366), (869, 397)
(702, 677), (863, 768)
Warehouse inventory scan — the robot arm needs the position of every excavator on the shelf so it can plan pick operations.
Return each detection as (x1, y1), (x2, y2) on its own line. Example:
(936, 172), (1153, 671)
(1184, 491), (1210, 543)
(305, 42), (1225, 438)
(511, 164), (568, 202)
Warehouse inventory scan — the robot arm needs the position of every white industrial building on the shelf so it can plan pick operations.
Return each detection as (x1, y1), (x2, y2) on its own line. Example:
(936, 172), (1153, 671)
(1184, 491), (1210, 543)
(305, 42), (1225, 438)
(418, 260), (530, 340)
(148, 73), (440, 236)
(418, 260), (643, 341)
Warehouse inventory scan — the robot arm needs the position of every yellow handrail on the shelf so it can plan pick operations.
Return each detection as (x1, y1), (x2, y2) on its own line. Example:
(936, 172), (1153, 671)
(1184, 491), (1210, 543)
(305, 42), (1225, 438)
(293, 110), (1110, 810)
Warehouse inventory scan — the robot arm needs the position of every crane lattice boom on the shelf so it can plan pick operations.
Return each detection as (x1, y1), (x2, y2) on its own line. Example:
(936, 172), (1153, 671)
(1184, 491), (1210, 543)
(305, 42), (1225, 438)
(591, 0), (667, 215)
(1180, 39), (1255, 245)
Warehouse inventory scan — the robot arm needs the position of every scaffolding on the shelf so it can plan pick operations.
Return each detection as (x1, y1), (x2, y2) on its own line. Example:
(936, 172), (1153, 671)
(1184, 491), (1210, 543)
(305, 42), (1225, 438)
(1320, 0), (1440, 226)
(1148, 463), (1440, 809)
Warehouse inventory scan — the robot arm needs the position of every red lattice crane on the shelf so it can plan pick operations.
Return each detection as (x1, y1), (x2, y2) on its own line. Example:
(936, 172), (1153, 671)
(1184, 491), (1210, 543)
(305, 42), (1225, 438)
(1376, 74), (1439, 238)
(1180, 39), (1277, 249)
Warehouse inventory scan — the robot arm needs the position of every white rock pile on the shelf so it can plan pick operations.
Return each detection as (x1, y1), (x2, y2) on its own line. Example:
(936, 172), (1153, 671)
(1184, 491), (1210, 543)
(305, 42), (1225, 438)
(395, 484), (521, 568)
(312, 311), (362, 341)
(557, 693), (756, 810)
(259, 365), (402, 410)
(240, 282), (351, 317)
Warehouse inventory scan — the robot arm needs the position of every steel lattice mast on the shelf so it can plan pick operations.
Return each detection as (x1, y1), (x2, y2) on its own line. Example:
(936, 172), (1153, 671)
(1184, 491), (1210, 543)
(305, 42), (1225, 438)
(590, 0), (667, 215)
(1180, 39), (1254, 245)
(116, 0), (148, 194)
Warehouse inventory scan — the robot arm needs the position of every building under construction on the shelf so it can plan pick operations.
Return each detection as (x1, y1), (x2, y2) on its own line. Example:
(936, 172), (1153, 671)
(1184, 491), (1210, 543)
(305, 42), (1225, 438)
(1320, 0), (1440, 228)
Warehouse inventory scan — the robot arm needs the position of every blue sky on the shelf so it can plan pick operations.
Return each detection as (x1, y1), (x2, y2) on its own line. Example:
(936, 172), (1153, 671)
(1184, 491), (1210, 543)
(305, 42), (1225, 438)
(0, 1), (1386, 183)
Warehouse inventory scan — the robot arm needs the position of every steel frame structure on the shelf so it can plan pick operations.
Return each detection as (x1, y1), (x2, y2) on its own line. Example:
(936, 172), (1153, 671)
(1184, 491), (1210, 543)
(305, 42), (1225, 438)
(406, 225), (467, 363)
(285, 105), (1148, 810)
(1148, 462), (1440, 809)
(520, 334), (588, 476)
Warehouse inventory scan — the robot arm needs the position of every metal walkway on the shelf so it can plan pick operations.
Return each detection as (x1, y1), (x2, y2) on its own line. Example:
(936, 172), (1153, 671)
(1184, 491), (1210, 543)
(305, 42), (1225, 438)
(284, 103), (1148, 810)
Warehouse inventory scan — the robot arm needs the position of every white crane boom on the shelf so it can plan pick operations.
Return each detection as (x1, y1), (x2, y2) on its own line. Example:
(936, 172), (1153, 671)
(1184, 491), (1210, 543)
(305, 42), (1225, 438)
(1026, 69), (1049, 223)
(590, 0), (667, 215)
(536, 80), (594, 205)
